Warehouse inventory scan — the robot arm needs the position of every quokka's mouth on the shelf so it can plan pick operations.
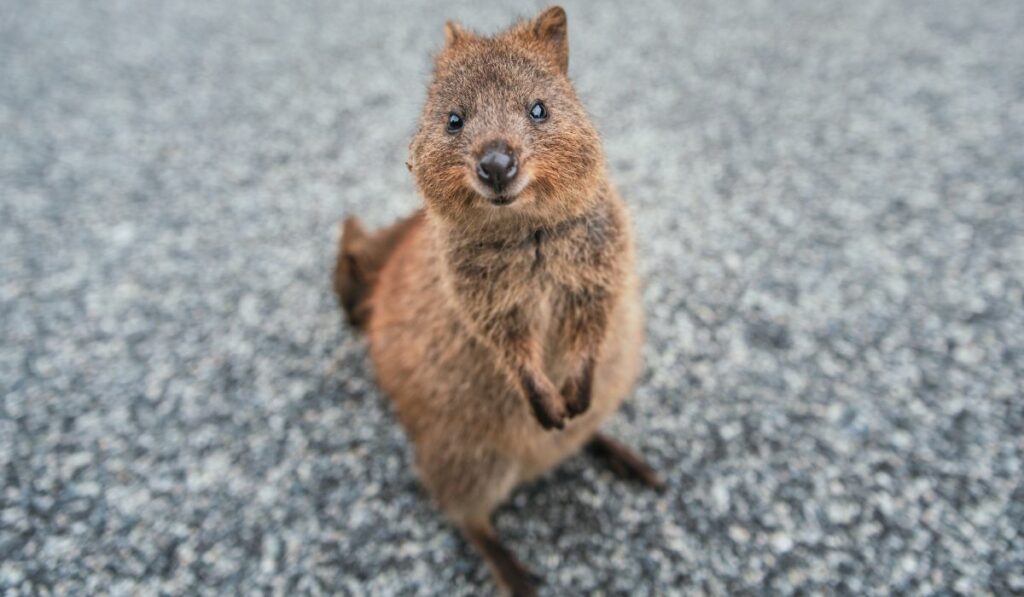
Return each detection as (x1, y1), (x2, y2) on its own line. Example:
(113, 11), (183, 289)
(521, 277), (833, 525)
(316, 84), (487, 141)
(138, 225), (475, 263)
(470, 170), (530, 207)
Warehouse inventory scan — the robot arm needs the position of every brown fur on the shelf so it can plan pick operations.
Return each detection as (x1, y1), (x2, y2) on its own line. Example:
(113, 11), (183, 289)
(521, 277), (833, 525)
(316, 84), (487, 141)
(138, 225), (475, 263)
(334, 7), (659, 595)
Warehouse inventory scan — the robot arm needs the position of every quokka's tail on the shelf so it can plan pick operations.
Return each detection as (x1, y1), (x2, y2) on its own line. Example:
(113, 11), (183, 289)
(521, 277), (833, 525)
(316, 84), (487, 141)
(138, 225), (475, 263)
(333, 211), (423, 331)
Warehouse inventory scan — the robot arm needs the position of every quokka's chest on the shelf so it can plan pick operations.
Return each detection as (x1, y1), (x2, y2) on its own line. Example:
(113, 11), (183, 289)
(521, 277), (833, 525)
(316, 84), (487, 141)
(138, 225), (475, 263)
(452, 219), (610, 278)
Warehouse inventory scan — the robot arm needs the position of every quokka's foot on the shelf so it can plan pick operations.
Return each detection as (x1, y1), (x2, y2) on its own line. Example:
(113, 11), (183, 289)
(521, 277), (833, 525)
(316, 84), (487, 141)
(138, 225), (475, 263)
(586, 431), (665, 492)
(462, 522), (542, 597)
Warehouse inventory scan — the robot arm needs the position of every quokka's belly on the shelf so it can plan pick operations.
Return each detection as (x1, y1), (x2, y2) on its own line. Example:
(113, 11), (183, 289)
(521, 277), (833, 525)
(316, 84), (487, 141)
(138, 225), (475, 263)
(513, 275), (645, 481)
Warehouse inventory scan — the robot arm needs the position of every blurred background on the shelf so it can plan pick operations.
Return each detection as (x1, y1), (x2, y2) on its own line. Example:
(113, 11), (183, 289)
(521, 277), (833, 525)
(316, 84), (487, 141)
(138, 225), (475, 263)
(2, 0), (1022, 594)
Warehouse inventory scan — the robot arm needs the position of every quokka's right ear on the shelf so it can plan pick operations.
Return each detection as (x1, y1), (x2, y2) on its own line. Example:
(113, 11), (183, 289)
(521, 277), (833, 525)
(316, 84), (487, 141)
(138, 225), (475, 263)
(444, 20), (470, 47)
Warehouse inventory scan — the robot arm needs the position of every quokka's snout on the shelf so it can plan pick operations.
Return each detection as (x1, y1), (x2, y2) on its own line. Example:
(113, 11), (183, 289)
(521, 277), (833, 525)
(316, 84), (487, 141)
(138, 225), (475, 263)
(475, 140), (519, 197)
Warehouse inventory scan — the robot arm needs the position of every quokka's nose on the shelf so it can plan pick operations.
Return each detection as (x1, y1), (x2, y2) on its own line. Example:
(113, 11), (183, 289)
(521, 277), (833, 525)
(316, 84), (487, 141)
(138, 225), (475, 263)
(475, 143), (518, 194)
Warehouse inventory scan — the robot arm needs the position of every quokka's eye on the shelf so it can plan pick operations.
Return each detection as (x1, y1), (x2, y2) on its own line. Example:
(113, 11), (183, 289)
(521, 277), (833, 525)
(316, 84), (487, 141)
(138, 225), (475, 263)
(529, 100), (548, 122)
(446, 112), (464, 134)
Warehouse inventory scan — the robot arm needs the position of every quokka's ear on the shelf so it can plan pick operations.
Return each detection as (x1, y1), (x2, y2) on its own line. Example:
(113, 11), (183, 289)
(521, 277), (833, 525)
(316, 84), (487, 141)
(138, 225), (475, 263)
(444, 20), (470, 47)
(532, 6), (568, 74)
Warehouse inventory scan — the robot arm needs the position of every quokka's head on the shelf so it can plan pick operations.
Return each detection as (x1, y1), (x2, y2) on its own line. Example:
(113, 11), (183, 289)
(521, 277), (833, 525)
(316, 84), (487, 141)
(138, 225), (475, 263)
(410, 7), (604, 224)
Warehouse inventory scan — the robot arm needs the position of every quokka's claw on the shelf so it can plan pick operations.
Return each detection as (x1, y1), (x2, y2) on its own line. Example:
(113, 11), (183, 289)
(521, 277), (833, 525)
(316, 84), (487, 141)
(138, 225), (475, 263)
(561, 357), (595, 418)
(522, 374), (567, 430)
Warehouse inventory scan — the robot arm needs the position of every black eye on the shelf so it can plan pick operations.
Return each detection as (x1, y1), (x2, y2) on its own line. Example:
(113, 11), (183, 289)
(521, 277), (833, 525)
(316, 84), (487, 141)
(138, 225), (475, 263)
(529, 100), (548, 122)
(446, 112), (463, 134)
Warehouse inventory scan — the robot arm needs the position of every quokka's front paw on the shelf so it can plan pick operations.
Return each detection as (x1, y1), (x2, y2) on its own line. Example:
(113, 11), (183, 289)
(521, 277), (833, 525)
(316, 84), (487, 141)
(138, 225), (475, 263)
(520, 374), (567, 430)
(560, 357), (595, 418)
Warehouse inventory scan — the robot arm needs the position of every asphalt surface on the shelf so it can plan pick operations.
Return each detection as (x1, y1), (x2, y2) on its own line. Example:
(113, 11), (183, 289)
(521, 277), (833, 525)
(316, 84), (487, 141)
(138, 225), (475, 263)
(2, 0), (1023, 594)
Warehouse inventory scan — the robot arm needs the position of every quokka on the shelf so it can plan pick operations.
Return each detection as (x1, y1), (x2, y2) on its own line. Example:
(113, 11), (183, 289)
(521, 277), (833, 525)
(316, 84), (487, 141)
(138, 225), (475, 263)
(334, 7), (661, 595)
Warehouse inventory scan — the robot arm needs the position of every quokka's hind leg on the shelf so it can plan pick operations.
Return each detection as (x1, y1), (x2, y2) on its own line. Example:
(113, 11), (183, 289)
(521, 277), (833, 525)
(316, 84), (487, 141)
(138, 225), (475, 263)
(460, 519), (541, 597)
(586, 431), (665, 491)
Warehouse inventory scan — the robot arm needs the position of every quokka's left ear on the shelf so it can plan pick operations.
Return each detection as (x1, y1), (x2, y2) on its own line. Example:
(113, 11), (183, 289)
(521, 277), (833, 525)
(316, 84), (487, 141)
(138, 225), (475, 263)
(532, 6), (568, 74)
(444, 20), (471, 48)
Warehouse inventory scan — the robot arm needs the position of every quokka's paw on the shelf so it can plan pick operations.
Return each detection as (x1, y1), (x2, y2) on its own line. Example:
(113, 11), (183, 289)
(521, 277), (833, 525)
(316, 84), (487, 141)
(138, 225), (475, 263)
(560, 357), (595, 418)
(521, 374), (567, 430)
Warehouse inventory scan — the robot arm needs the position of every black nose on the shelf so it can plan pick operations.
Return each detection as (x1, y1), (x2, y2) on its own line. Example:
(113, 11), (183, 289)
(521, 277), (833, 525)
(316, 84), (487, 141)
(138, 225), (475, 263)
(476, 143), (518, 194)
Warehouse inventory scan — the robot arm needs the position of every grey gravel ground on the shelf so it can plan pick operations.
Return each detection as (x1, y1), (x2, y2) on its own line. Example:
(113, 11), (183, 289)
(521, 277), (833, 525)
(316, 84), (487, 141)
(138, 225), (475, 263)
(2, 0), (1023, 594)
